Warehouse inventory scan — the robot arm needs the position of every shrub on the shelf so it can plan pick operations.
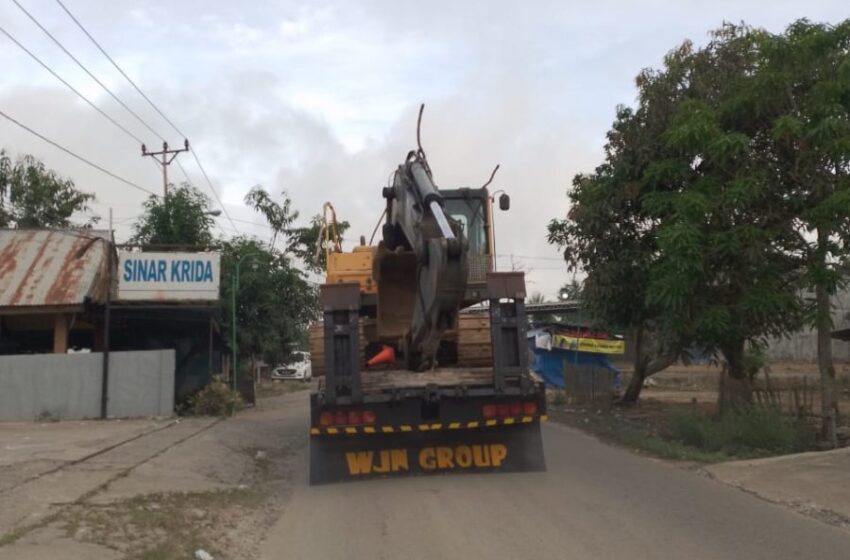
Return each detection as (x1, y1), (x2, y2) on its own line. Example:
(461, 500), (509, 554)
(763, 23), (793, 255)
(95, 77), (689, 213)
(187, 375), (243, 416)
(550, 391), (567, 407)
(668, 407), (813, 457)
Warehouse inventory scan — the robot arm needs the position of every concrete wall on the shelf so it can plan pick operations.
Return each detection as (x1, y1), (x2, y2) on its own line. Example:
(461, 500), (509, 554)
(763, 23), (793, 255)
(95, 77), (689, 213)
(765, 289), (850, 362)
(0, 350), (174, 421)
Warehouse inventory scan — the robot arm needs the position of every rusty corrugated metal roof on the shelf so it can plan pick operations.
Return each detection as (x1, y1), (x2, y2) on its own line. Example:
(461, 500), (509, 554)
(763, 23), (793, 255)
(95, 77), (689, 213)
(0, 229), (111, 308)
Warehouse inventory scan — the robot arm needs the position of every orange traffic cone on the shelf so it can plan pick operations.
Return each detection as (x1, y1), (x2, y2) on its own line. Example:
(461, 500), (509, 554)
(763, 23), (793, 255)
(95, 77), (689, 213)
(367, 345), (396, 367)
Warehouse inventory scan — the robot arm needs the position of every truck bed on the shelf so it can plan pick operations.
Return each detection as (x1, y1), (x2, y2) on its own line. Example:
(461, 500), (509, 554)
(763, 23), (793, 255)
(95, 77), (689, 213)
(360, 367), (495, 391)
(313, 367), (495, 393)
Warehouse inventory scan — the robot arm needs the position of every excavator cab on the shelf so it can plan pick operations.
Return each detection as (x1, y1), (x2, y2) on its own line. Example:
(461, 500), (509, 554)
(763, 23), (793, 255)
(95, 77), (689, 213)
(441, 187), (501, 307)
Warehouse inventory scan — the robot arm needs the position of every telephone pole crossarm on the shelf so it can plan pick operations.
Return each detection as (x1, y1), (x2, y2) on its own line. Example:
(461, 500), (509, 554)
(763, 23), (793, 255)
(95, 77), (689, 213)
(141, 139), (190, 197)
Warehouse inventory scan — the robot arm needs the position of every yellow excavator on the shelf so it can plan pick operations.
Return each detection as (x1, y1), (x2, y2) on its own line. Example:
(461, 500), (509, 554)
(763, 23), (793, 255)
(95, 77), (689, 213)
(308, 107), (547, 484)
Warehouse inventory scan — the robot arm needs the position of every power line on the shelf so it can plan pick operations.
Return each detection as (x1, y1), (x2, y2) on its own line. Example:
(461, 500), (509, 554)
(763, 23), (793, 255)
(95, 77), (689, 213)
(495, 253), (565, 262)
(11, 0), (167, 143)
(53, 0), (187, 139)
(188, 148), (239, 233)
(52, 0), (240, 235)
(14, 0), (220, 220)
(0, 108), (158, 197)
(0, 23), (145, 146)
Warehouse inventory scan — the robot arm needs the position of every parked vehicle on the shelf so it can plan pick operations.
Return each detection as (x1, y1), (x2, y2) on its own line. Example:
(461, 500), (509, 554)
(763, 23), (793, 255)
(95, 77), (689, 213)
(271, 351), (312, 381)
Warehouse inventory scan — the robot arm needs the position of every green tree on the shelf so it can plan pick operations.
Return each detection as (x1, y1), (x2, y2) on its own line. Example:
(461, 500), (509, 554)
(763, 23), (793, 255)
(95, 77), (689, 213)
(244, 186), (352, 273)
(219, 237), (317, 367)
(550, 23), (810, 406)
(131, 184), (215, 246)
(527, 292), (546, 304)
(0, 151), (94, 228)
(287, 214), (352, 274)
(244, 186), (298, 250)
(548, 56), (689, 402)
(745, 20), (850, 435)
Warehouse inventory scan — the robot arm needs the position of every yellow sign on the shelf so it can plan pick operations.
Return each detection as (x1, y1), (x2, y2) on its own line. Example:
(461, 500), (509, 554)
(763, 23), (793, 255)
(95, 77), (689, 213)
(553, 335), (625, 355)
(344, 444), (508, 476)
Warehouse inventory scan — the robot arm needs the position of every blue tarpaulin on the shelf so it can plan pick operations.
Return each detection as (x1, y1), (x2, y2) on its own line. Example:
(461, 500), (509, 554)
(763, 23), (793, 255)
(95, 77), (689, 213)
(528, 337), (621, 390)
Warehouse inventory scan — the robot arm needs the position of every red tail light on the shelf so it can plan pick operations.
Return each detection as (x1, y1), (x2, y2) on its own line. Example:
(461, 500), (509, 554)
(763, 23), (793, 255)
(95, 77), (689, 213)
(334, 411), (347, 425)
(496, 403), (510, 417)
(523, 401), (538, 415)
(510, 402), (523, 416)
(483, 404), (497, 418)
(348, 410), (362, 425)
(362, 410), (376, 424)
(319, 411), (333, 426)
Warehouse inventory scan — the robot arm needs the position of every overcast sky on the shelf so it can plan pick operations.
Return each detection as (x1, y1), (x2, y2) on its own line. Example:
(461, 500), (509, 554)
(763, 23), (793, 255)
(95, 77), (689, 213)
(1, 1), (847, 297)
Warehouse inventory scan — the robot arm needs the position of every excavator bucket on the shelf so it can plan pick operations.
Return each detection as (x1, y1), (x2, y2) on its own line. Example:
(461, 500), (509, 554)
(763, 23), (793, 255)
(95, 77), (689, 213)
(309, 413), (546, 485)
(373, 246), (417, 343)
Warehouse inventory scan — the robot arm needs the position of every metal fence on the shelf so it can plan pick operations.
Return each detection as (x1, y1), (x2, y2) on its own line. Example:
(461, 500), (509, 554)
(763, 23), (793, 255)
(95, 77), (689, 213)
(562, 364), (616, 410)
(0, 350), (175, 421)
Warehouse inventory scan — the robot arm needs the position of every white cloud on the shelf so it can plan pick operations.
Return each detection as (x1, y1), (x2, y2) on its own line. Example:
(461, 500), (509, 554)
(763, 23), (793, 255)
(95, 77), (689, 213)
(1, 0), (849, 297)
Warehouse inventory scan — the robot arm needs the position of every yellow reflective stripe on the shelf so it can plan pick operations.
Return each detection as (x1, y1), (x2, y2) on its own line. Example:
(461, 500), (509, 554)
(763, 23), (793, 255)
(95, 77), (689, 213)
(310, 428), (320, 435)
(321, 420), (543, 433)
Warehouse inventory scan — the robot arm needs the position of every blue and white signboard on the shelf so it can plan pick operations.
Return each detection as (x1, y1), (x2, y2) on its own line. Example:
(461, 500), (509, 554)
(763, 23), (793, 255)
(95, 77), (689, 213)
(118, 251), (220, 301)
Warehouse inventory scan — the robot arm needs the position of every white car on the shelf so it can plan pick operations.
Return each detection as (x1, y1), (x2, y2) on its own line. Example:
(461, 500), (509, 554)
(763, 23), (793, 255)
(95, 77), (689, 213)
(271, 351), (312, 381)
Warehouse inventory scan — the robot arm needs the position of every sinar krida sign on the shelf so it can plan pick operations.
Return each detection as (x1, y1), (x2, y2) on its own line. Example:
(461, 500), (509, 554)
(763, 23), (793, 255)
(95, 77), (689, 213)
(117, 251), (220, 301)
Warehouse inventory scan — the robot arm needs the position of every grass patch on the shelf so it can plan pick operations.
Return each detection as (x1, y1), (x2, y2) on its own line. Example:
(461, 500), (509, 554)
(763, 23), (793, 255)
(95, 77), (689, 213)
(558, 410), (732, 463)
(550, 400), (816, 464)
(605, 427), (733, 463)
(58, 488), (262, 559)
(0, 526), (30, 547)
(549, 390), (567, 407)
(256, 380), (311, 399)
(668, 407), (814, 457)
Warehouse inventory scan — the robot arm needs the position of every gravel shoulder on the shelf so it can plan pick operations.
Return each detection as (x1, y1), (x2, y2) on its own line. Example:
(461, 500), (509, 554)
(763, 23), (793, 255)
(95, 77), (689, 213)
(0, 387), (308, 560)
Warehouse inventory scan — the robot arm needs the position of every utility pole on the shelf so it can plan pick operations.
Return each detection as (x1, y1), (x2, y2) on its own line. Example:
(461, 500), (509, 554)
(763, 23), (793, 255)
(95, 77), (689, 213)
(142, 140), (190, 198)
(101, 208), (113, 419)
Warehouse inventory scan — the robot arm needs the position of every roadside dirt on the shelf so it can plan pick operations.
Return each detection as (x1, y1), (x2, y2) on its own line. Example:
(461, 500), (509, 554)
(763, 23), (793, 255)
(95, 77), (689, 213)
(0, 387), (308, 560)
(632, 361), (850, 417)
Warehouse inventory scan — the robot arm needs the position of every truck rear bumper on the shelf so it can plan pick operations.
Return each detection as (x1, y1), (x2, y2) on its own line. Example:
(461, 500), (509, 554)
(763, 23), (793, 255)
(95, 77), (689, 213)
(309, 419), (546, 485)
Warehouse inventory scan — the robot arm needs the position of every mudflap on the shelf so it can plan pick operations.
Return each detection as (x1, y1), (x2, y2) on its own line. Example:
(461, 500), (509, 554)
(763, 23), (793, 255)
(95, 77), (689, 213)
(309, 421), (546, 485)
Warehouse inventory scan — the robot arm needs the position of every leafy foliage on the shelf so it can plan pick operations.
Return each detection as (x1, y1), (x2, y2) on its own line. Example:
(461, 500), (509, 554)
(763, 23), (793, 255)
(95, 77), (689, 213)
(129, 184), (319, 366)
(287, 214), (351, 273)
(131, 184), (215, 246)
(548, 22), (850, 402)
(244, 186), (298, 249)
(186, 375), (243, 416)
(243, 187), (351, 273)
(0, 151), (94, 228)
(218, 236), (317, 366)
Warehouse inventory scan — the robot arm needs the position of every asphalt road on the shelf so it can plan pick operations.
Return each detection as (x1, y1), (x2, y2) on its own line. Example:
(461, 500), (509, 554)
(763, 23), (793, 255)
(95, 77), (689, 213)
(260, 395), (850, 560)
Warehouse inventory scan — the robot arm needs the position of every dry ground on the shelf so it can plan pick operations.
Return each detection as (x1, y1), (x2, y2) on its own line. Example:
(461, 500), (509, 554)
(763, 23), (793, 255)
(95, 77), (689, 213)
(0, 385), (307, 560)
